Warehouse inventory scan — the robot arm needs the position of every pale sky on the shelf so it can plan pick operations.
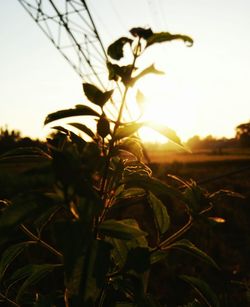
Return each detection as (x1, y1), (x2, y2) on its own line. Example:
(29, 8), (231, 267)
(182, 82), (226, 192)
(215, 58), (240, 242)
(1, 0), (250, 142)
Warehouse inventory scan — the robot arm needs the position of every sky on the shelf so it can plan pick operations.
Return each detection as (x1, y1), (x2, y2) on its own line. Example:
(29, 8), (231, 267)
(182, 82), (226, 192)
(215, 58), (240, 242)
(1, 0), (250, 142)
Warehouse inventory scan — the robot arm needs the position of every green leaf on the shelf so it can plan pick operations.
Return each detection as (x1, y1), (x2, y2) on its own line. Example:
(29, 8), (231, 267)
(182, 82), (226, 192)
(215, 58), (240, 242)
(107, 37), (133, 60)
(97, 116), (110, 138)
(0, 242), (31, 281)
(148, 192), (170, 234)
(98, 219), (147, 240)
(114, 123), (144, 141)
(146, 122), (182, 146)
(116, 187), (146, 200)
(14, 264), (58, 303)
(83, 83), (113, 107)
(44, 106), (100, 125)
(150, 250), (167, 264)
(169, 239), (219, 270)
(124, 174), (185, 202)
(69, 122), (95, 140)
(130, 27), (153, 39)
(146, 32), (193, 47)
(179, 275), (220, 307)
(124, 247), (150, 273)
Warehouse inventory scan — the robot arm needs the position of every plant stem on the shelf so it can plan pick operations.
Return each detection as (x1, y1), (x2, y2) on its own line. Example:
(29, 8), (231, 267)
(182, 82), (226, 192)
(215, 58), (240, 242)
(154, 216), (193, 251)
(99, 38), (142, 206)
(19, 224), (63, 259)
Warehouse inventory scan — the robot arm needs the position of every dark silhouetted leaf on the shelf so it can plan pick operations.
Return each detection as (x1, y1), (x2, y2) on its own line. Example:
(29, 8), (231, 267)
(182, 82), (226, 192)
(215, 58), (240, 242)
(15, 264), (59, 303)
(83, 83), (113, 107)
(124, 174), (184, 202)
(114, 123), (144, 140)
(169, 240), (219, 270)
(0, 242), (31, 281)
(130, 27), (153, 39)
(107, 37), (133, 60)
(106, 62), (134, 85)
(179, 275), (220, 307)
(118, 138), (143, 160)
(51, 125), (69, 135)
(0, 147), (51, 173)
(97, 116), (110, 138)
(69, 123), (95, 139)
(183, 181), (209, 214)
(125, 247), (150, 273)
(44, 106), (100, 125)
(98, 219), (147, 240)
(148, 192), (170, 234)
(0, 199), (38, 239)
(93, 240), (113, 287)
(146, 32), (193, 47)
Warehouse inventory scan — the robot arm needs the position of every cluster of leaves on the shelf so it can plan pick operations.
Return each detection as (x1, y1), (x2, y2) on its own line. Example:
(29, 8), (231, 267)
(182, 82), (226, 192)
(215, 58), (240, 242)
(0, 27), (223, 306)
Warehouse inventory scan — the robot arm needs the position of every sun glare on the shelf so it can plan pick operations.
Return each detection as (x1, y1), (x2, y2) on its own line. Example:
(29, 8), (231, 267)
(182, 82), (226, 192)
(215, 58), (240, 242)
(133, 78), (199, 143)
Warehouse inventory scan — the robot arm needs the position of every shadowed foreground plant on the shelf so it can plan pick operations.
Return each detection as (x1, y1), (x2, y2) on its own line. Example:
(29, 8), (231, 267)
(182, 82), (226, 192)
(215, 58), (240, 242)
(0, 27), (224, 306)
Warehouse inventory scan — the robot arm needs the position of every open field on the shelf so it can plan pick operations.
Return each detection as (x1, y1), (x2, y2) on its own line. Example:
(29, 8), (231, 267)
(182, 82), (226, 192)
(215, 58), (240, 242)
(147, 151), (250, 305)
(146, 147), (250, 164)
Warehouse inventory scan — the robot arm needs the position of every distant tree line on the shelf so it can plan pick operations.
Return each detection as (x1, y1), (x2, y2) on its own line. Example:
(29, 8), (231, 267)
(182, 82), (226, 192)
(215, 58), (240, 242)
(0, 121), (250, 155)
(0, 127), (45, 155)
(186, 121), (250, 150)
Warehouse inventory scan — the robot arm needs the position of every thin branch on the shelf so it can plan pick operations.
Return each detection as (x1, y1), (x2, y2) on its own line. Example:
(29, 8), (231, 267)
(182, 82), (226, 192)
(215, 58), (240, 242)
(0, 293), (20, 307)
(19, 224), (63, 259)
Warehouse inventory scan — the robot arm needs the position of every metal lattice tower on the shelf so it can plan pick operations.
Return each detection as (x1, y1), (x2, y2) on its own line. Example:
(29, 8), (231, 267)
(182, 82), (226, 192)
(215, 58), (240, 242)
(18, 0), (108, 90)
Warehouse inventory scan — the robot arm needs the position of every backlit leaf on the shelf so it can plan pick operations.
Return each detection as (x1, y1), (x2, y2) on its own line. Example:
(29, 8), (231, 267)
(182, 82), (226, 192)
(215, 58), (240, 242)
(131, 64), (164, 86)
(107, 37), (133, 60)
(44, 106), (100, 125)
(179, 275), (220, 307)
(98, 219), (147, 240)
(148, 192), (170, 234)
(146, 122), (183, 146)
(146, 32), (193, 47)
(114, 123), (144, 141)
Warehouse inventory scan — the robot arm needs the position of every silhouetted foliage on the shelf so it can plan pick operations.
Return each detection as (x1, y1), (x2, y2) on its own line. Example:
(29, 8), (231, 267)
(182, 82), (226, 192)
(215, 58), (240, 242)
(236, 121), (250, 147)
(0, 127), (45, 154)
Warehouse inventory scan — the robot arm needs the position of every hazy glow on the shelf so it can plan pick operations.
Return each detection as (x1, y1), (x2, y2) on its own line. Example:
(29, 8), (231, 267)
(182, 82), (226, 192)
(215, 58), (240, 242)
(0, 0), (250, 142)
